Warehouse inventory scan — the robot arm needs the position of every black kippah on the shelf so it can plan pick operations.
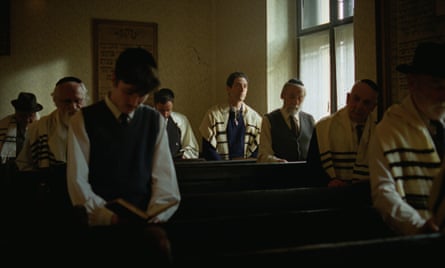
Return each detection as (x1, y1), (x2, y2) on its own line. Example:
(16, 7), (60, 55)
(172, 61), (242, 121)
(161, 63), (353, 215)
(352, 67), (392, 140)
(287, 78), (304, 86)
(56, 76), (82, 86)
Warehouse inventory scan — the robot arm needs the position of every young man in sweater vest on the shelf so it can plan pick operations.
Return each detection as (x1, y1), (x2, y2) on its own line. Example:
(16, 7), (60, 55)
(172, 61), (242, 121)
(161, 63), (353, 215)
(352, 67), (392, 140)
(66, 47), (180, 264)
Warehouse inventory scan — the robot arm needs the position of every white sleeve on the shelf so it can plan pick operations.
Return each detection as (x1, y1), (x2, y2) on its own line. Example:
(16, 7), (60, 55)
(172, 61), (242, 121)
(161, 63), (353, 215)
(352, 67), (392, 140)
(369, 134), (426, 235)
(66, 111), (113, 226)
(147, 116), (181, 223)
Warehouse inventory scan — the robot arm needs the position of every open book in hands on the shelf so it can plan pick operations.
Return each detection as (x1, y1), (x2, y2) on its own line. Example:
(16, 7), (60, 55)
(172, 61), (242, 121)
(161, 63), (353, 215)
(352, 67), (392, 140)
(106, 198), (178, 224)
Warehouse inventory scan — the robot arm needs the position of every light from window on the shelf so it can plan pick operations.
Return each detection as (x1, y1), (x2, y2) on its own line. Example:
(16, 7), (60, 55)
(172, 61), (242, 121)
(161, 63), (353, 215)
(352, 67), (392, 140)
(298, 0), (354, 121)
(300, 32), (331, 121)
(301, 0), (329, 29)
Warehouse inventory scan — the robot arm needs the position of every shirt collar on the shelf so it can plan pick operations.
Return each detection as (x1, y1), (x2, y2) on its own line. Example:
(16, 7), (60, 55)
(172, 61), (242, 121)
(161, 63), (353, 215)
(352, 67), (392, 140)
(281, 108), (299, 119)
(105, 95), (135, 120)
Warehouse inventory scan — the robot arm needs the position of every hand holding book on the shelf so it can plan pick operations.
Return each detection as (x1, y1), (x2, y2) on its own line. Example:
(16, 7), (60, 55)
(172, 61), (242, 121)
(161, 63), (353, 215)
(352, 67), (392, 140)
(106, 198), (178, 224)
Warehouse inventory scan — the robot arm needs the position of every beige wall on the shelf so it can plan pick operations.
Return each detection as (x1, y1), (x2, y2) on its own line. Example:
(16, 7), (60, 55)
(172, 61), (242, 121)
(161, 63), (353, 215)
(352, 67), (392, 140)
(0, 0), (376, 144)
(354, 0), (377, 81)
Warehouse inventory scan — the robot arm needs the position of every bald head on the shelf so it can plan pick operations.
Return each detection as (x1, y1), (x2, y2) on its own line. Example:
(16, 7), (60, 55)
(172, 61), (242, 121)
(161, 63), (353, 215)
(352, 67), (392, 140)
(346, 79), (379, 124)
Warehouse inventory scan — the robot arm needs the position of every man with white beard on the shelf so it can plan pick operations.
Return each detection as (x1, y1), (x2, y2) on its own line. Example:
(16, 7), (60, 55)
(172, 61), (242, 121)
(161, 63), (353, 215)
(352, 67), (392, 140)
(370, 42), (445, 235)
(257, 78), (315, 163)
(16, 76), (88, 170)
(13, 76), (88, 226)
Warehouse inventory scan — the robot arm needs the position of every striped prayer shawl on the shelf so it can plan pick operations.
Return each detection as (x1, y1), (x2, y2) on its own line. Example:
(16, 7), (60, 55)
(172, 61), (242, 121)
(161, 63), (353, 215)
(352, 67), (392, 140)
(0, 115), (17, 163)
(315, 106), (376, 182)
(377, 96), (439, 219)
(16, 111), (66, 169)
(200, 104), (262, 160)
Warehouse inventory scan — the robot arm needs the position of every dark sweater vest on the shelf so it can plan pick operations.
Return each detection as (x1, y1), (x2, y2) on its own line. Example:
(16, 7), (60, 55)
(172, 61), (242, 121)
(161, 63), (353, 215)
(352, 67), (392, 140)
(266, 109), (312, 161)
(82, 101), (159, 210)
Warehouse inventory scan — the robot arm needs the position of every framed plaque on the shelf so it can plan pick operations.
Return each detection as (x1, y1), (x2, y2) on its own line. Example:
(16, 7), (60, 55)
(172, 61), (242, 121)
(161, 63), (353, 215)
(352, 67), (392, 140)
(93, 19), (157, 101)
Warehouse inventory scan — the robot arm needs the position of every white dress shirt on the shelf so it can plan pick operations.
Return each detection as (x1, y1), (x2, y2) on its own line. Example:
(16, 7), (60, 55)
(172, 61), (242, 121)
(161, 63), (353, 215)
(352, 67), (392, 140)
(66, 96), (180, 226)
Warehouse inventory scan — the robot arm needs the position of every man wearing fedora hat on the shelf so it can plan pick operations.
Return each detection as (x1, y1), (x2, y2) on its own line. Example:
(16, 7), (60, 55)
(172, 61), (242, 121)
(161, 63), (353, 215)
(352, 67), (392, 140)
(0, 92), (43, 164)
(370, 41), (445, 235)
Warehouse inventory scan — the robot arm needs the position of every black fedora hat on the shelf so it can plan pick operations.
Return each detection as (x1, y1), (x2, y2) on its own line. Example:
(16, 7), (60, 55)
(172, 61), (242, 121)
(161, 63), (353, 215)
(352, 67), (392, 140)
(396, 42), (445, 78)
(11, 92), (43, 112)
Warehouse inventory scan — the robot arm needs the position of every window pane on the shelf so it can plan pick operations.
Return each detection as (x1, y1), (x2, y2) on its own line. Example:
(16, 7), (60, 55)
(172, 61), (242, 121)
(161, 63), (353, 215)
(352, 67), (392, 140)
(335, 24), (355, 109)
(336, 0), (354, 19)
(299, 31), (330, 121)
(301, 0), (330, 29)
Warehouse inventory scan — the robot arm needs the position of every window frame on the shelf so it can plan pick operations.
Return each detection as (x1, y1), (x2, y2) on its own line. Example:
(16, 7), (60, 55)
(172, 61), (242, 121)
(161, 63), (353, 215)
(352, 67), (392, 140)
(297, 0), (354, 114)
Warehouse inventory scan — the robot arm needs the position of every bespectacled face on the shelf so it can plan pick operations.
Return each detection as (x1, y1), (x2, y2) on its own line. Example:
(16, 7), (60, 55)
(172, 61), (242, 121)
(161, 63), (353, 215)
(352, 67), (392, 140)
(54, 82), (87, 125)
(346, 82), (378, 124)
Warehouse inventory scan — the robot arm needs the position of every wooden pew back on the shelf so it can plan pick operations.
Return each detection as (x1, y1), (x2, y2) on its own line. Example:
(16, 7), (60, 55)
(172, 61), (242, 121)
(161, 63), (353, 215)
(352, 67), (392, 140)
(172, 182), (372, 220)
(175, 160), (323, 193)
(167, 183), (397, 264)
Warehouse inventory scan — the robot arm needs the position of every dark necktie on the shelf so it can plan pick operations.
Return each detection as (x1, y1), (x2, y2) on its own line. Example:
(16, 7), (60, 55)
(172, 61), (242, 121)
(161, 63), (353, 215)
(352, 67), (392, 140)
(119, 113), (129, 126)
(356, 125), (364, 144)
(431, 120), (444, 160)
(167, 117), (182, 158)
(290, 115), (298, 136)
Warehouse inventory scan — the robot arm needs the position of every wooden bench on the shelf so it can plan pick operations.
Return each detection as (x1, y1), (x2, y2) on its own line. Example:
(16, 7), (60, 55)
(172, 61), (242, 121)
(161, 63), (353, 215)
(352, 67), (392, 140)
(214, 232), (445, 265)
(172, 182), (372, 220)
(166, 183), (398, 263)
(167, 206), (396, 264)
(175, 160), (323, 193)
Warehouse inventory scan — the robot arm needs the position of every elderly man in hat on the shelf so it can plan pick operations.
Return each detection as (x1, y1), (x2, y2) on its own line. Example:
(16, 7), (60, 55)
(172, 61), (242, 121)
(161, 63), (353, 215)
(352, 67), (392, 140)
(369, 41), (445, 235)
(257, 78), (315, 163)
(0, 92), (43, 164)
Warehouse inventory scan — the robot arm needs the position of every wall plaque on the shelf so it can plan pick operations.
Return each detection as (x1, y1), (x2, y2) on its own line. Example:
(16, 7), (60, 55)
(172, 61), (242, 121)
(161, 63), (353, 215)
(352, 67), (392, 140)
(93, 19), (157, 101)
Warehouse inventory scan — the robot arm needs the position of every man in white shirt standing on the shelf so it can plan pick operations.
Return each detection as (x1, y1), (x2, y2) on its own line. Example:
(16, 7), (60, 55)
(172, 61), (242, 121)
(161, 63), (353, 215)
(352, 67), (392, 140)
(66, 47), (180, 264)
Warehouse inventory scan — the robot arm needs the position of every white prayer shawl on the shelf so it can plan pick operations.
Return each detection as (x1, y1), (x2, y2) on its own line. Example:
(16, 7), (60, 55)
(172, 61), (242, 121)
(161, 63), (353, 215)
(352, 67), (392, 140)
(429, 160), (445, 232)
(199, 103), (262, 160)
(377, 96), (438, 219)
(0, 115), (17, 163)
(16, 110), (67, 170)
(315, 106), (376, 182)
(170, 111), (199, 159)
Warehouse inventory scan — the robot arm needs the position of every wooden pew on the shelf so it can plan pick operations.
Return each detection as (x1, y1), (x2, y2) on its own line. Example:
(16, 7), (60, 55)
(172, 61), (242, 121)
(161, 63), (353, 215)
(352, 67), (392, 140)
(167, 206), (396, 264)
(172, 182), (372, 220)
(215, 232), (445, 265)
(174, 160), (323, 193)
(166, 183), (397, 264)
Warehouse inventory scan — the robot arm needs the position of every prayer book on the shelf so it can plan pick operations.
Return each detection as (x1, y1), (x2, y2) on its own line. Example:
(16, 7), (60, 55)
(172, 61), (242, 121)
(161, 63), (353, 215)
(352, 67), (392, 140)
(106, 198), (178, 222)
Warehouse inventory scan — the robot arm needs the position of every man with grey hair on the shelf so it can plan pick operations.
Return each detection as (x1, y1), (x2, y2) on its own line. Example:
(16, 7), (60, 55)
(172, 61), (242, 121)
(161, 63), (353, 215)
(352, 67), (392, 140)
(16, 76), (88, 170)
(307, 79), (380, 187)
(257, 78), (315, 162)
(371, 42), (445, 235)
(14, 76), (88, 228)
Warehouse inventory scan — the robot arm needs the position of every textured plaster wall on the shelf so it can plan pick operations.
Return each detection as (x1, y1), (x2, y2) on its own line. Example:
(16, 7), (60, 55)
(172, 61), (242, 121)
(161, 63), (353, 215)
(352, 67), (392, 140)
(0, 0), (217, 142)
(0, 0), (376, 148)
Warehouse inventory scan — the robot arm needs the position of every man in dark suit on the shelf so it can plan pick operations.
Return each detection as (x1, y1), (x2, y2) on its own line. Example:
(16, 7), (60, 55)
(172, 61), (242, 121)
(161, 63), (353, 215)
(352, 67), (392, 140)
(257, 78), (315, 162)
